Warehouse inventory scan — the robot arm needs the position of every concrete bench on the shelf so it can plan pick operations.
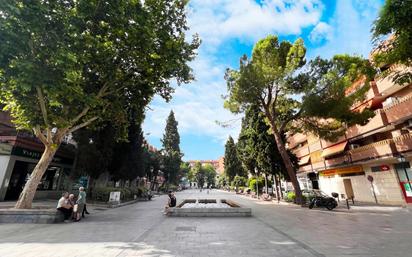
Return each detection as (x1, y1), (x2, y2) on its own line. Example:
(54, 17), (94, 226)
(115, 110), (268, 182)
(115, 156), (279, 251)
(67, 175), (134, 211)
(0, 209), (64, 224)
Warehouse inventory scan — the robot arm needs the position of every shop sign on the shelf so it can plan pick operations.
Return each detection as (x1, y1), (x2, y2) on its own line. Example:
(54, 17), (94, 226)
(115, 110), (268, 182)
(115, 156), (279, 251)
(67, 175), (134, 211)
(371, 165), (390, 172)
(11, 147), (73, 165)
(320, 166), (363, 176)
(109, 191), (121, 202)
(0, 143), (13, 155)
(79, 176), (88, 188)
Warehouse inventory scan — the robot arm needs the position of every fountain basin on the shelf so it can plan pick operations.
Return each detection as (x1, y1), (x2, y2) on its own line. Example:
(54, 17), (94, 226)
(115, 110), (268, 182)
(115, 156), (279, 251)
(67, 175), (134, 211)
(168, 199), (251, 217)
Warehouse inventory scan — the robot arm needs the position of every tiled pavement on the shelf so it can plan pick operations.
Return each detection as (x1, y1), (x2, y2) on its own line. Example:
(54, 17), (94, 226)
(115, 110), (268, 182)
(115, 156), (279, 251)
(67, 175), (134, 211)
(0, 189), (411, 257)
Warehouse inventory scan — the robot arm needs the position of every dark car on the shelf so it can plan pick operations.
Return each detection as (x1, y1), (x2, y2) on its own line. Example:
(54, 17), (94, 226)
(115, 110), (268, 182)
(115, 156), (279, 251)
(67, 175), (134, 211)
(307, 189), (338, 210)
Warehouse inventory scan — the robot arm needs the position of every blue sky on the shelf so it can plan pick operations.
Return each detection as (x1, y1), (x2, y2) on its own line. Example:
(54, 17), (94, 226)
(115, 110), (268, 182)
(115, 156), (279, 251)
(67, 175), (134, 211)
(143, 0), (384, 161)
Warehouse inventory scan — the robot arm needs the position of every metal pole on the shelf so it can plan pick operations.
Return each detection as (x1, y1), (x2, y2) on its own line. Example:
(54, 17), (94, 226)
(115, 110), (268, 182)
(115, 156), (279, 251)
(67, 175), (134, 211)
(371, 181), (378, 204)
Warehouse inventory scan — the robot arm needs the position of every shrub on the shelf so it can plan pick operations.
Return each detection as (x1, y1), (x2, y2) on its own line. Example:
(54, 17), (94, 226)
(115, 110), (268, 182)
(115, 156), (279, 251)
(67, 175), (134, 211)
(91, 186), (146, 202)
(285, 191), (296, 202)
(248, 177), (265, 192)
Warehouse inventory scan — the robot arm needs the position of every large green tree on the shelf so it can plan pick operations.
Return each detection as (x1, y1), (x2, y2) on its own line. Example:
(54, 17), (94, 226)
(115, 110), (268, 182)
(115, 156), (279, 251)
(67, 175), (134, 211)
(224, 136), (243, 182)
(162, 111), (183, 184)
(225, 35), (375, 203)
(72, 125), (117, 184)
(203, 164), (217, 188)
(372, 0), (412, 84)
(191, 162), (205, 188)
(0, 0), (199, 208)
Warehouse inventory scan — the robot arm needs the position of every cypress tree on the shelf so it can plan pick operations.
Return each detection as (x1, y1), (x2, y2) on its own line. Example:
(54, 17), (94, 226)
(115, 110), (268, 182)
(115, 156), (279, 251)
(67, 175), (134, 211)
(224, 136), (243, 182)
(162, 111), (183, 184)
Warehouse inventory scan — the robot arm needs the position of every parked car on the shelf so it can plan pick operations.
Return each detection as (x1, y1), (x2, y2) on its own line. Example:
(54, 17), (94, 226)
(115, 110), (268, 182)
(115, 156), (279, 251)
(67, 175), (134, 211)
(307, 189), (338, 210)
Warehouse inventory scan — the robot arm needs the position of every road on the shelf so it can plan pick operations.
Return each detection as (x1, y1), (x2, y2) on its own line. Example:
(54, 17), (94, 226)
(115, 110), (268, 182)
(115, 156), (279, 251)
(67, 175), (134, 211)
(0, 189), (410, 257)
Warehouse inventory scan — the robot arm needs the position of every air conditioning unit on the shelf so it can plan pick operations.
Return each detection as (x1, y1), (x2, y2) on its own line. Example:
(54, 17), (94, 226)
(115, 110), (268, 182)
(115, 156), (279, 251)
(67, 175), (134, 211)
(349, 144), (360, 150)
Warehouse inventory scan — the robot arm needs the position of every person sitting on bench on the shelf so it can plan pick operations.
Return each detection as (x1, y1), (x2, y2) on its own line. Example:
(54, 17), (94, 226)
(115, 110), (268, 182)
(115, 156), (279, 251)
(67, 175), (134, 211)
(56, 192), (72, 220)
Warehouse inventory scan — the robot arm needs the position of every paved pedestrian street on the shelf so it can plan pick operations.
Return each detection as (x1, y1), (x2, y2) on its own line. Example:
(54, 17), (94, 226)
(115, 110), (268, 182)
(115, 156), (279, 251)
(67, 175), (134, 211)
(0, 190), (411, 257)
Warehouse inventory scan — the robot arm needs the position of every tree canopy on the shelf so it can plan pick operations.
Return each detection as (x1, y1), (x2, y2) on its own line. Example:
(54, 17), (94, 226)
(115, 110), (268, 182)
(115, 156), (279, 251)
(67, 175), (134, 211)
(225, 35), (375, 203)
(372, 0), (412, 84)
(238, 105), (295, 179)
(372, 0), (412, 66)
(0, 0), (199, 208)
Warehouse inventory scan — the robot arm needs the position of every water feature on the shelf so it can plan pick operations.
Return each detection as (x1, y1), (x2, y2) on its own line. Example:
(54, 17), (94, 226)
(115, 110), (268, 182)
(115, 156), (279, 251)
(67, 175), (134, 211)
(168, 199), (251, 217)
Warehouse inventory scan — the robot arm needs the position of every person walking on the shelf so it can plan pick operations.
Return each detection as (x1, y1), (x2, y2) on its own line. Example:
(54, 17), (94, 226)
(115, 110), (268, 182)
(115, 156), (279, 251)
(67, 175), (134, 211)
(75, 187), (86, 222)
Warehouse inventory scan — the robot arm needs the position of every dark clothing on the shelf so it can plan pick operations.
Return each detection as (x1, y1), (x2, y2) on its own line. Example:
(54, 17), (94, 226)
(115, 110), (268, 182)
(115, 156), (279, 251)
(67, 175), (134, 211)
(169, 196), (176, 207)
(57, 207), (72, 220)
(82, 203), (89, 217)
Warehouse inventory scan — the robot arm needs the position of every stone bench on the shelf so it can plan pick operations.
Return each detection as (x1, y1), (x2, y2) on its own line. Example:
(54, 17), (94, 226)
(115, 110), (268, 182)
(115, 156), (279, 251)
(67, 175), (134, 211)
(0, 208), (64, 224)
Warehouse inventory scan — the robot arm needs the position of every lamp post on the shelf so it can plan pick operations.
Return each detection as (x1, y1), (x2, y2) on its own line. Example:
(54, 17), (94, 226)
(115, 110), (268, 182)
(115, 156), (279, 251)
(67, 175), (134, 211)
(255, 168), (259, 199)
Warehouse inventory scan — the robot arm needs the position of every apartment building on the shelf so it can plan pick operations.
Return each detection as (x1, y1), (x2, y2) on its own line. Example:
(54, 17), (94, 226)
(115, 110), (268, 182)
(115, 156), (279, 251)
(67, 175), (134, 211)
(187, 157), (225, 175)
(288, 64), (412, 205)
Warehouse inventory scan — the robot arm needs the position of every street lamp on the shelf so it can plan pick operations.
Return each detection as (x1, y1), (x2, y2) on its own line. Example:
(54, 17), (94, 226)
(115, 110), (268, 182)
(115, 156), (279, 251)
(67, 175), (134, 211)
(254, 168), (259, 199)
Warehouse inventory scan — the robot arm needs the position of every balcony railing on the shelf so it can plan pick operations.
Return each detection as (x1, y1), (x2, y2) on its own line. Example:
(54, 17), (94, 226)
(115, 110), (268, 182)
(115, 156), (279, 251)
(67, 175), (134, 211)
(393, 133), (412, 154)
(346, 110), (387, 139)
(384, 94), (412, 124)
(293, 145), (309, 158)
(311, 161), (325, 171)
(308, 140), (322, 152)
(324, 155), (349, 168)
(375, 65), (412, 96)
(298, 164), (312, 173)
(288, 133), (307, 149)
(348, 139), (395, 162)
(321, 136), (346, 149)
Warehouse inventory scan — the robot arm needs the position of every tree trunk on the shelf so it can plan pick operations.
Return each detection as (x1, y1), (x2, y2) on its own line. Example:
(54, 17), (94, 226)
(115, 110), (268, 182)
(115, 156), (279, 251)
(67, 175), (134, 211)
(265, 114), (303, 204)
(277, 174), (283, 199)
(274, 174), (280, 202)
(14, 146), (58, 209)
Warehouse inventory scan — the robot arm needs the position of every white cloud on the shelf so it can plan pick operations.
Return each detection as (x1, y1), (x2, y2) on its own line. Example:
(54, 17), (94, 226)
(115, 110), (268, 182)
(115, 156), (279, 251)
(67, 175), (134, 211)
(144, 0), (383, 158)
(309, 0), (382, 59)
(188, 0), (323, 49)
(309, 22), (332, 43)
(143, 53), (241, 146)
(144, 0), (325, 147)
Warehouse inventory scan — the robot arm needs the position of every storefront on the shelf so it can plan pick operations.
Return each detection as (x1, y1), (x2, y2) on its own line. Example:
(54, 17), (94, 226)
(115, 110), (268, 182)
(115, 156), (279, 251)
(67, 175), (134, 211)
(394, 162), (412, 203)
(0, 142), (74, 201)
(319, 166), (365, 200)
(319, 164), (405, 205)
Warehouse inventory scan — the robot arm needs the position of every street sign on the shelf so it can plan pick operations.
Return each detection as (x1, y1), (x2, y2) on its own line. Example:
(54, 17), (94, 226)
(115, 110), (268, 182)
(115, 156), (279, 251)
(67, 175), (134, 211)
(109, 191), (121, 202)
(367, 175), (374, 182)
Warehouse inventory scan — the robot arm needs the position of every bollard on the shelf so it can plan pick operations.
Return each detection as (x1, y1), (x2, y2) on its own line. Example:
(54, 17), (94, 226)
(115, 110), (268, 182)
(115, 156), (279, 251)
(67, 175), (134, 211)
(346, 198), (350, 210)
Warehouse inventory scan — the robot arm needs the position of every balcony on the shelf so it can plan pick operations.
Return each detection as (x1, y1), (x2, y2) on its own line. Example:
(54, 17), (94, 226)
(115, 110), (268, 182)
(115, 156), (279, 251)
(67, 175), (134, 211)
(298, 164), (312, 173)
(311, 161), (325, 171)
(293, 145), (309, 158)
(346, 110), (387, 139)
(324, 155), (349, 168)
(321, 135), (346, 148)
(288, 133), (307, 149)
(393, 133), (412, 154)
(375, 65), (412, 96)
(384, 94), (412, 124)
(308, 140), (322, 152)
(349, 139), (395, 162)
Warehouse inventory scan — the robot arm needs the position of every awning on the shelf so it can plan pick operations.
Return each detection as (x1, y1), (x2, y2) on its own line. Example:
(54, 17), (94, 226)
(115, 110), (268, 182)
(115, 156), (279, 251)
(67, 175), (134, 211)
(298, 155), (311, 166)
(321, 141), (348, 158)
